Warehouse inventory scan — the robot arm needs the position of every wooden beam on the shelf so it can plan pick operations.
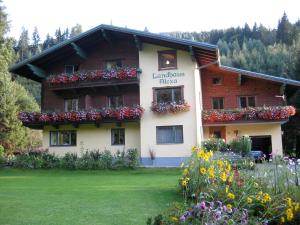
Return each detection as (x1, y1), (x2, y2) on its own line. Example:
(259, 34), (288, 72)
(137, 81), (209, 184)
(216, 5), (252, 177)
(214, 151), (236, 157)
(101, 29), (112, 44)
(116, 122), (122, 127)
(71, 42), (87, 59)
(52, 124), (59, 129)
(237, 73), (242, 86)
(133, 35), (142, 51)
(72, 123), (79, 128)
(189, 46), (196, 62)
(280, 84), (286, 95)
(27, 64), (46, 78)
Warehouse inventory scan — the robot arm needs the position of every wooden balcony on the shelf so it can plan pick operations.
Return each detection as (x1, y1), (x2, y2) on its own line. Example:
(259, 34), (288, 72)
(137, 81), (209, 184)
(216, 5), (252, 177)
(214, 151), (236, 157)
(18, 106), (144, 129)
(202, 106), (296, 125)
(47, 67), (141, 91)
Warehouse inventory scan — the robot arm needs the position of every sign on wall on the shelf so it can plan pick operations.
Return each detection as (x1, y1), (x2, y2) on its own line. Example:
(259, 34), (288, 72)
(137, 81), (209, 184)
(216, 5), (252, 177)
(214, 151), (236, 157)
(152, 71), (185, 84)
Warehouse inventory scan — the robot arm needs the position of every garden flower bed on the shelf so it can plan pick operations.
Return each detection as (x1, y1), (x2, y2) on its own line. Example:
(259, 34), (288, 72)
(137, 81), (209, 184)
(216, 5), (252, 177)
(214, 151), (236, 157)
(18, 106), (144, 125)
(151, 101), (190, 114)
(46, 67), (141, 86)
(202, 106), (296, 123)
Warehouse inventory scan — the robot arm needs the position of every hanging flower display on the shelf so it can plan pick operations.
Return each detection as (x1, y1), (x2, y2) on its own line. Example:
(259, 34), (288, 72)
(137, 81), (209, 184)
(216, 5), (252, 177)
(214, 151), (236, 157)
(202, 106), (296, 123)
(151, 101), (190, 114)
(46, 67), (140, 85)
(18, 106), (144, 125)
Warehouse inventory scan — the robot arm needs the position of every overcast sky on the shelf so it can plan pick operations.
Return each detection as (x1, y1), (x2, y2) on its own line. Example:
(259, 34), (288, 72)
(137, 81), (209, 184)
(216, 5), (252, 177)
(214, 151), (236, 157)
(4, 0), (300, 42)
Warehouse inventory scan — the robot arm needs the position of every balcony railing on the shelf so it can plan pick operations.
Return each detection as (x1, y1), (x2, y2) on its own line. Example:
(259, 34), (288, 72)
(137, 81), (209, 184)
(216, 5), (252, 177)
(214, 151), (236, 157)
(46, 67), (141, 90)
(18, 106), (144, 129)
(202, 106), (296, 124)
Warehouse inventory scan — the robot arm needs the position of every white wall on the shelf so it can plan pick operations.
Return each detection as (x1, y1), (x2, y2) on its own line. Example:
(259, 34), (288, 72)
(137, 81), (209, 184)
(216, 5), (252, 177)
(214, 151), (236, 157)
(43, 123), (140, 156)
(139, 43), (201, 158)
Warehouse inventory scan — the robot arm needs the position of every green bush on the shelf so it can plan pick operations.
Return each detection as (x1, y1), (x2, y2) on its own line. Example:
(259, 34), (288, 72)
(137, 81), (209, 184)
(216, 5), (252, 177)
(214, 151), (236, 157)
(202, 137), (227, 152)
(127, 148), (139, 168)
(0, 144), (5, 167)
(61, 153), (78, 170)
(13, 154), (43, 169)
(229, 135), (252, 156)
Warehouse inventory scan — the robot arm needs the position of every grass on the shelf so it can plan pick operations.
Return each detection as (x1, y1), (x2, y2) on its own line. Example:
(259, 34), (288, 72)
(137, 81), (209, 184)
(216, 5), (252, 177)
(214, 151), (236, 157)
(0, 168), (181, 225)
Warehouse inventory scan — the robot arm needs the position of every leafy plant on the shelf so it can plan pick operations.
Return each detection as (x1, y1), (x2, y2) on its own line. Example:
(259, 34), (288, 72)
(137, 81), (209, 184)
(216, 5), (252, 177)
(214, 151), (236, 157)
(201, 137), (227, 152)
(230, 135), (252, 156)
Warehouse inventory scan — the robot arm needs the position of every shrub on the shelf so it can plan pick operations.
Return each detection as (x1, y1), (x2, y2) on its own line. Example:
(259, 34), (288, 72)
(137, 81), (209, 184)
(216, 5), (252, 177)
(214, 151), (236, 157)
(0, 145), (5, 167)
(127, 148), (139, 168)
(229, 135), (252, 156)
(61, 153), (78, 170)
(113, 150), (127, 168)
(201, 137), (227, 152)
(12, 154), (43, 169)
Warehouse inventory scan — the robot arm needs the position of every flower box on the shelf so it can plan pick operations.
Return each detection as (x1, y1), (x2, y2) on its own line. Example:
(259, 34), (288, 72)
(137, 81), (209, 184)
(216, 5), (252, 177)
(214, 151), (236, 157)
(202, 106), (296, 123)
(151, 101), (190, 114)
(18, 106), (144, 125)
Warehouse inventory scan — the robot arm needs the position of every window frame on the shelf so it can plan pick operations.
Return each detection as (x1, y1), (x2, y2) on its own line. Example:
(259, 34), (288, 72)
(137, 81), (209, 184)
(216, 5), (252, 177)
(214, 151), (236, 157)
(153, 86), (184, 104)
(64, 98), (79, 112)
(111, 128), (125, 146)
(156, 125), (184, 145)
(107, 95), (124, 108)
(49, 130), (77, 147)
(104, 59), (123, 70)
(212, 97), (224, 110)
(64, 65), (79, 75)
(238, 96), (256, 108)
(158, 50), (177, 71)
(212, 75), (223, 85)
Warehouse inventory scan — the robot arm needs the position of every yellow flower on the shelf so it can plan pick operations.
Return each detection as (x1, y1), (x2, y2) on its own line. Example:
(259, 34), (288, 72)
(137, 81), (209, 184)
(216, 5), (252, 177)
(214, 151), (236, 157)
(225, 185), (229, 193)
(228, 175), (233, 183)
(295, 202), (299, 212)
(171, 217), (178, 222)
(200, 167), (207, 174)
(197, 149), (205, 159)
(208, 167), (215, 179)
(217, 159), (224, 168)
(226, 204), (232, 209)
(249, 161), (254, 167)
(263, 193), (271, 202)
(180, 162), (185, 168)
(287, 198), (292, 207)
(183, 168), (188, 176)
(247, 197), (253, 204)
(286, 208), (294, 221)
(220, 172), (227, 182)
(192, 146), (197, 152)
(227, 192), (235, 200)
(181, 180), (188, 187)
(280, 216), (285, 223)
(254, 182), (259, 188)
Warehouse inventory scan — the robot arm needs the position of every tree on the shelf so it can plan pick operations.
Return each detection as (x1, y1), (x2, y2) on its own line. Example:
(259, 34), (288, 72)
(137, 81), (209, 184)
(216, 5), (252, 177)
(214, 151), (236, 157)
(0, 1), (40, 153)
(55, 27), (63, 43)
(70, 24), (82, 38)
(32, 26), (40, 55)
(16, 27), (30, 61)
(42, 33), (55, 50)
(276, 12), (293, 44)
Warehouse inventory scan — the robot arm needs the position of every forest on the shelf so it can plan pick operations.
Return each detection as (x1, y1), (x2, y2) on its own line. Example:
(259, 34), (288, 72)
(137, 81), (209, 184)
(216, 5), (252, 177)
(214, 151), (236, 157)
(0, 0), (299, 155)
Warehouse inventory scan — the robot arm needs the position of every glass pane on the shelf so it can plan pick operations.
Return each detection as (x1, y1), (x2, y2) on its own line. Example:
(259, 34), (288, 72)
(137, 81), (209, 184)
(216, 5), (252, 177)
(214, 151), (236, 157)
(111, 129), (125, 145)
(160, 52), (176, 69)
(213, 131), (222, 138)
(71, 132), (76, 145)
(65, 65), (74, 75)
(240, 97), (247, 108)
(212, 98), (219, 109)
(174, 126), (183, 143)
(248, 97), (256, 107)
(50, 132), (57, 146)
(106, 60), (122, 70)
(156, 89), (172, 103)
(72, 99), (78, 111)
(173, 88), (182, 102)
(219, 98), (224, 109)
(157, 127), (173, 144)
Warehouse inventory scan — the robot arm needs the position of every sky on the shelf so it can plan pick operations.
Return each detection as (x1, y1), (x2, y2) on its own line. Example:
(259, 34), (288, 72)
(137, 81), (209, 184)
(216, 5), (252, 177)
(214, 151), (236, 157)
(3, 0), (300, 42)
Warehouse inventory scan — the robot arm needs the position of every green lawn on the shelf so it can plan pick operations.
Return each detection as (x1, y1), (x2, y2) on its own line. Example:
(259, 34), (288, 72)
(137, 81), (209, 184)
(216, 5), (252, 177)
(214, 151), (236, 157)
(0, 168), (181, 225)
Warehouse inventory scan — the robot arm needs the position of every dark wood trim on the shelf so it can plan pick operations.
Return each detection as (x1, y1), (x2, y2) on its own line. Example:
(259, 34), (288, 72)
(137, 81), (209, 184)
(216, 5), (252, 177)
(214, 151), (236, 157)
(158, 50), (177, 71)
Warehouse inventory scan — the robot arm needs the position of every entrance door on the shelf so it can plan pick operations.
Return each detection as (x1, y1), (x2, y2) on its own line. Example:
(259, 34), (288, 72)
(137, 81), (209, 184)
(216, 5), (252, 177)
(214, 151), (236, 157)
(250, 135), (272, 158)
(209, 126), (226, 140)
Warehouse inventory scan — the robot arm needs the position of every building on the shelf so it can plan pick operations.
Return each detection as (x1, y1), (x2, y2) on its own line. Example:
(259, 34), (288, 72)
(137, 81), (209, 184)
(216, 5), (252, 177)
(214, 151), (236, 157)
(10, 25), (300, 166)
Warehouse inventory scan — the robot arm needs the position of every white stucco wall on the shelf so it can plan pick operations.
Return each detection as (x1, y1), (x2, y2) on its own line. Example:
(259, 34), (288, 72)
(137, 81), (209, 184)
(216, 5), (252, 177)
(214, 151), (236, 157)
(43, 123), (140, 156)
(203, 122), (283, 155)
(139, 44), (201, 159)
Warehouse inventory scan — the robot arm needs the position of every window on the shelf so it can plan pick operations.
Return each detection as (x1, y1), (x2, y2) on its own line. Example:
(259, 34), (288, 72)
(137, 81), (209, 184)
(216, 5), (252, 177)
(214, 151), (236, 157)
(105, 59), (122, 70)
(111, 128), (125, 145)
(158, 50), (177, 70)
(239, 96), (256, 108)
(64, 99), (79, 112)
(213, 131), (222, 138)
(212, 97), (224, 109)
(50, 131), (76, 146)
(108, 96), (123, 108)
(156, 125), (183, 144)
(154, 87), (183, 103)
(65, 65), (79, 75)
(212, 76), (222, 85)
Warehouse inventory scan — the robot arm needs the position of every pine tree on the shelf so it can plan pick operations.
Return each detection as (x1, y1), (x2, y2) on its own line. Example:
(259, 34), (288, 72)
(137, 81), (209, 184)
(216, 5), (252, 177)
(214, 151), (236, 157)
(276, 12), (293, 44)
(70, 24), (82, 38)
(32, 26), (40, 55)
(17, 27), (30, 61)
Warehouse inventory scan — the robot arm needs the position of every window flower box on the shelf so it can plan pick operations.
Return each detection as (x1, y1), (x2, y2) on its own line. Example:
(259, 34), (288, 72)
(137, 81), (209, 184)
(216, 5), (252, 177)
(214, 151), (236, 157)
(202, 106), (296, 123)
(46, 67), (141, 86)
(151, 101), (190, 114)
(18, 106), (144, 125)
